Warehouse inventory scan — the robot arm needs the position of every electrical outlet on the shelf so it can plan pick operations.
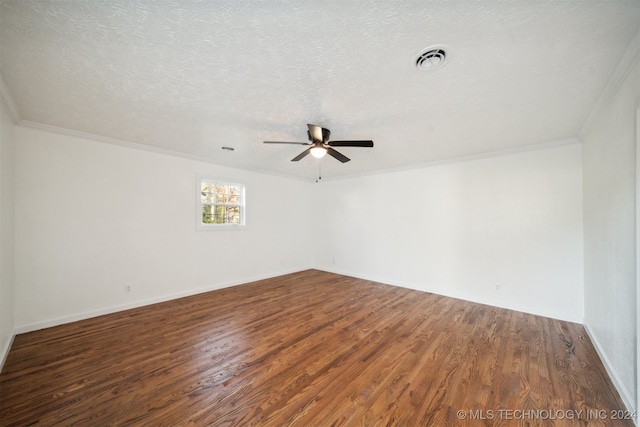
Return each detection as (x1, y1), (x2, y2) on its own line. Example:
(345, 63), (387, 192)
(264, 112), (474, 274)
(125, 285), (132, 294)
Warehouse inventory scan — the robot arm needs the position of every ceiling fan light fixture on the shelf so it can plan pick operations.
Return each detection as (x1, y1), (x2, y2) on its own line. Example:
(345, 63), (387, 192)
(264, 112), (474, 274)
(310, 146), (327, 158)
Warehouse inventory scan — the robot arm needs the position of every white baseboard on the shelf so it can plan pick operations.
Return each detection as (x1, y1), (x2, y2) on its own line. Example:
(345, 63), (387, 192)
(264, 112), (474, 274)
(314, 265), (582, 324)
(0, 332), (16, 373)
(584, 323), (635, 415)
(15, 266), (312, 334)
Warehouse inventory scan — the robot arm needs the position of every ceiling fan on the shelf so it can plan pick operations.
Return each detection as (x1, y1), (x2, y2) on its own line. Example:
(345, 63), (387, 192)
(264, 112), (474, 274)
(264, 124), (374, 163)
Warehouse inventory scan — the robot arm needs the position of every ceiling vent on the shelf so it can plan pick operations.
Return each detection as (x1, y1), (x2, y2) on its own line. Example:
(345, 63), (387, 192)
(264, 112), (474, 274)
(415, 46), (449, 71)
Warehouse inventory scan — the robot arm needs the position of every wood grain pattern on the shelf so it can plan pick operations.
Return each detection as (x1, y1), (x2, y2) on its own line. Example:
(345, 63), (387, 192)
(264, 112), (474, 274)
(0, 270), (632, 426)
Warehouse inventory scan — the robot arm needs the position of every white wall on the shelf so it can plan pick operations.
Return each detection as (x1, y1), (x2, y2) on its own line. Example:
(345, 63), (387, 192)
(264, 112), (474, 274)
(582, 58), (638, 411)
(0, 99), (15, 366)
(312, 143), (584, 323)
(14, 126), (314, 331)
(12, 124), (587, 332)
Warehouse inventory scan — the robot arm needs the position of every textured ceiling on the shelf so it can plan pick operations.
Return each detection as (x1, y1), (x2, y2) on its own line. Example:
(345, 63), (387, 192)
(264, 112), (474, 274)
(1, 1), (639, 180)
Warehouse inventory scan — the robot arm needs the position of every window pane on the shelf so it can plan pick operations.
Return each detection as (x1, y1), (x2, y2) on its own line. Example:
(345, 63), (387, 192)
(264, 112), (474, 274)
(201, 182), (215, 204)
(202, 183), (242, 205)
(201, 192), (214, 204)
(226, 206), (241, 224)
(202, 204), (216, 224)
(216, 193), (231, 204)
(202, 205), (242, 224)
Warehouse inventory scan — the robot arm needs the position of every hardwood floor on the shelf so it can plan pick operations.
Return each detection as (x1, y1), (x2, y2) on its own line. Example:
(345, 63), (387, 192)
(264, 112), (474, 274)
(0, 270), (632, 426)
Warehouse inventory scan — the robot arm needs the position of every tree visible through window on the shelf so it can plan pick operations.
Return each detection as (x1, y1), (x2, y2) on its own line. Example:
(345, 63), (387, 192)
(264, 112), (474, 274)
(199, 180), (245, 226)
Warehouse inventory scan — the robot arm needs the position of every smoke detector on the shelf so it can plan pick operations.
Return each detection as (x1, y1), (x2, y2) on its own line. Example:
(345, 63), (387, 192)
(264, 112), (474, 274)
(415, 46), (450, 71)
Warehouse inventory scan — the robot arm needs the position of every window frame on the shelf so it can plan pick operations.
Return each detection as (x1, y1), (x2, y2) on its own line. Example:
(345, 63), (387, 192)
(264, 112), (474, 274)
(196, 175), (246, 230)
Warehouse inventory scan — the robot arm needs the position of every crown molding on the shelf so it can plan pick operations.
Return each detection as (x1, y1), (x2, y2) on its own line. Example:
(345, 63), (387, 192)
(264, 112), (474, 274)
(0, 70), (21, 124)
(18, 120), (311, 182)
(578, 29), (640, 141)
(19, 120), (580, 184)
(318, 137), (581, 182)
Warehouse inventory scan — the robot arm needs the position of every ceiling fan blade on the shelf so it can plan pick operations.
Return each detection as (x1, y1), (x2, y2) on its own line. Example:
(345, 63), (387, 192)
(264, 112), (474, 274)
(321, 127), (331, 143)
(291, 148), (311, 161)
(307, 124), (324, 143)
(326, 147), (350, 163)
(267, 124), (369, 164)
(263, 141), (310, 145)
(328, 140), (374, 147)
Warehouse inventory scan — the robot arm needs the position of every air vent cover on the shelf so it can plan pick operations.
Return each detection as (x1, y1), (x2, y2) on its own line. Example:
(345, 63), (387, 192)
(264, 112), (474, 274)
(415, 46), (450, 71)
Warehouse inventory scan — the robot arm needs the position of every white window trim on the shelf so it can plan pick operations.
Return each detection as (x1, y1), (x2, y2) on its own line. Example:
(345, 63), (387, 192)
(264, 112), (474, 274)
(196, 175), (247, 230)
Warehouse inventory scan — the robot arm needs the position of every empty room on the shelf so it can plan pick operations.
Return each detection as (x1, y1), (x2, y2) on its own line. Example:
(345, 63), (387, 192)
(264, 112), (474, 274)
(0, 1), (639, 425)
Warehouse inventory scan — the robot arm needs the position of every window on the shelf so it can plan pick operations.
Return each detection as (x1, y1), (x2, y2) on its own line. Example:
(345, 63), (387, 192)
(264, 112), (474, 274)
(197, 177), (245, 229)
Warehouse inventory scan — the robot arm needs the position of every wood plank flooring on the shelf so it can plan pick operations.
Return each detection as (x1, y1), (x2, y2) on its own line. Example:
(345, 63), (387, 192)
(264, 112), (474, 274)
(0, 270), (633, 426)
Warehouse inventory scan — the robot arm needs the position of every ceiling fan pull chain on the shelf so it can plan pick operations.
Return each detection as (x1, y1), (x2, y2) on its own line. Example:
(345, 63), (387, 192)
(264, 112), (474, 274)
(316, 160), (322, 183)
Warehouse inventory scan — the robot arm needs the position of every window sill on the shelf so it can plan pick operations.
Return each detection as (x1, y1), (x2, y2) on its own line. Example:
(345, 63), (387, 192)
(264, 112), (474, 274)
(197, 223), (248, 231)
